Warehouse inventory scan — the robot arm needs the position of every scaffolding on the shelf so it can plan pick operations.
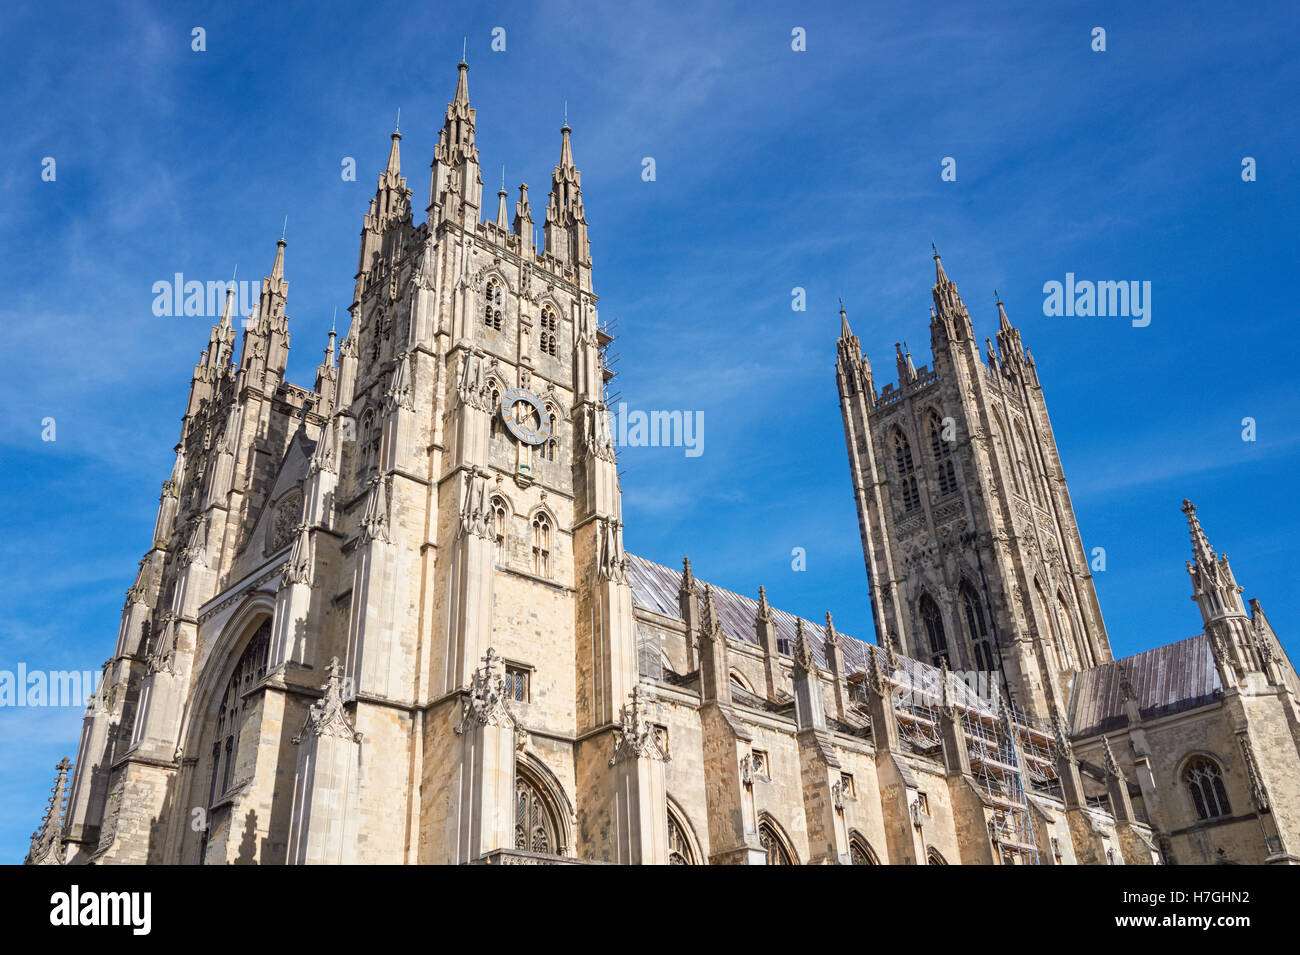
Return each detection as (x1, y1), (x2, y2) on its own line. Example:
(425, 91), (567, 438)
(893, 681), (943, 753)
(961, 704), (1040, 865)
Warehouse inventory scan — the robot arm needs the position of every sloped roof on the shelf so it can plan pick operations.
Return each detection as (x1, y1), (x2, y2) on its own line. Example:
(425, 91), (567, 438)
(627, 553), (993, 713)
(1068, 634), (1223, 737)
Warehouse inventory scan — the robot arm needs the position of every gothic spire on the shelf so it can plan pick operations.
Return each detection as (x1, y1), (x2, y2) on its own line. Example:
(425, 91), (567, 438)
(1182, 498), (1218, 569)
(995, 290), (1025, 365)
(755, 585), (771, 624)
(930, 245), (973, 341)
(271, 236), (285, 281)
(25, 757), (70, 865)
(545, 121), (590, 273)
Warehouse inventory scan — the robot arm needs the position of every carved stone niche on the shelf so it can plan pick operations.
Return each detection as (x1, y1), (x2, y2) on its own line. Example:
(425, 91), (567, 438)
(267, 487), (303, 555)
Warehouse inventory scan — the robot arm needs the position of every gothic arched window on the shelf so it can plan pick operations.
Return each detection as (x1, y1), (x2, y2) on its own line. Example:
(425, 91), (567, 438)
(490, 496), (508, 564)
(960, 585), (994, 673)
(849, 834), (879, 865)
(514, 774), (559, 855)
(667, 806), (698, 865)
(1014, 422), (1041, 505)
(926, 847), (948, 865)
(484, 278), (503, 331)
(1184, 757), (1231, 821)
(539, 305), (559, 357)
(209, 620), (271, 806)
(531, 512), (552, 577)
(892, 429), (920, 512)
(928, 411), (958, 496)
(1056, 591), (1082, 669)
(920, 595), (949, 666)
(758, 818), (795, 865)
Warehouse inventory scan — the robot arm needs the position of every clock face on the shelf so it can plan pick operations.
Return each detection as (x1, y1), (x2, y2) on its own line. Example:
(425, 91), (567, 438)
(499, 387), (553, 446)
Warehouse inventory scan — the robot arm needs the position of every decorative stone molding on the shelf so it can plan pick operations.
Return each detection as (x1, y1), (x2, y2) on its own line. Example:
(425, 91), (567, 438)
(1237, 733), (1270, 812)
(791, 620), (817, 677)
(24, 757), (71, 866)
(595, 518), (628, 584)
(385, 351), (414, 412)
(459, 468), (494, 540)
(456, 648), (517, 734)
(359, 476), (390, 544)
(609, 685), (668, 765)
(293, 657), (362, 745)
(281, 523), (312, 587)
(456, 348), (493, 412)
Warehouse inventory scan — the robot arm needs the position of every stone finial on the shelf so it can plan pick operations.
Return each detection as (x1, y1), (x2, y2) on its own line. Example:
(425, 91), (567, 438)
(610, 685), (667, 765)
(679, 556), (696, 596)
(823, 612), (840, 649)
(1100, 734), (1122, 778)
(700, 584), (719, 638)
(294, 657), (361, 745)
(456, 648), (517, 735)
(791, 619), (816, 676)
(24, 757), (71, 865)
(1051, 713), (1076, 765)
(755, 585), (771, 624)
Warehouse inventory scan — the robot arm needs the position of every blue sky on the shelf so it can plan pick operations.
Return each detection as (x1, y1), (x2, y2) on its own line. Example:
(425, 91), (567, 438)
(2, 0), (1297, 862)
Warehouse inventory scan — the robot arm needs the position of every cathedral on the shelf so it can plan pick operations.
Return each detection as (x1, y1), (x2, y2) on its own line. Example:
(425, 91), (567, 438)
(26, 61), (1300, 866)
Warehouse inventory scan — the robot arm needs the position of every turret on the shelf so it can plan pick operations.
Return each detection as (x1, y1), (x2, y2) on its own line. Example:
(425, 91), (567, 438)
(429, 60), (482, 229)
(544, 122), (591, 284)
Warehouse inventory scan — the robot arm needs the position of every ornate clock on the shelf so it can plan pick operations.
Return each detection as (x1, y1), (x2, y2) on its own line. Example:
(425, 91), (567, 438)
(498, 387), (553, 446)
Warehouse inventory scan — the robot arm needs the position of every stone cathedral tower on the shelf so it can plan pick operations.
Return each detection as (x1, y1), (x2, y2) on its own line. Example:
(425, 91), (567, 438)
(836, 252), (1112, 722)
(53, 61), (660, 865)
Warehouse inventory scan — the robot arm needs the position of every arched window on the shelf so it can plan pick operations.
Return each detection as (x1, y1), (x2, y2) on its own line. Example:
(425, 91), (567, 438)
(667, 805), (699, 865)
(1033, 578), (1067, 669)
(926, 846), (948, 865)
(1184, 757), (1231, 821)
(489, 386), (501, 439)
(893, 429), (920, 512)
(849, 833), (879, 865)
(514, 773), (559, 854)
(928, 411), (958, 496)
(960, 585), (994, 673)
(920, 595), (948, 666)
(1014, 422), (1041, 505)
(531, 512), (552, 577)
(208, 620), (270, 807)
(490, 496), (508, 564)
(1056, 591), (1082, 669)
(758, 818), (795, 865)
(729, 669), (755, 694)
(540, 305), (559, 356)
(484, 278), (503, 331)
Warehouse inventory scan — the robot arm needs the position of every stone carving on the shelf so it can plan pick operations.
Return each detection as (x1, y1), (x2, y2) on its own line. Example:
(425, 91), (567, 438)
(791, 619), (817, 677)
(457, 648), (516, 734)
(609, 685), (668, 765)
(459, 468), (493, 540)
(25, 757), (71, 866)
(385, 351), (414, 413)
(456, 348), (493, 412)
(282, 522), (312, 587)
(293, 657), (361, 745)
(359, 475), (390, 544)
(183, 516), (208, 568)
(583, 403), (616, 462)
(596, 518), (628, 584)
